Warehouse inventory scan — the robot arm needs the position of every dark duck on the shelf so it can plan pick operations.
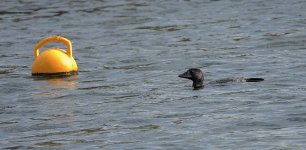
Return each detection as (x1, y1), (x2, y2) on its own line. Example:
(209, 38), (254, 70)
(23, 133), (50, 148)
(179, 68), (264, 90)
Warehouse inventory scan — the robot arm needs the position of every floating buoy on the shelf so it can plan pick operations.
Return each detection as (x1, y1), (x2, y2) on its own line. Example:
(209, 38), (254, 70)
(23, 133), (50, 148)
(32, 35), (78, 76)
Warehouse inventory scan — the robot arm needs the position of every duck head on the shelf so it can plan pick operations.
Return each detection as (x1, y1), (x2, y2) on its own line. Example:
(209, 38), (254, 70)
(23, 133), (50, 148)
(179, 68), (204, 89)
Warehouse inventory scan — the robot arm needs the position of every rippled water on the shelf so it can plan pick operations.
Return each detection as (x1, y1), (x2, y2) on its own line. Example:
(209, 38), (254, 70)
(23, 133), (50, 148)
(1, 0), (306, 149)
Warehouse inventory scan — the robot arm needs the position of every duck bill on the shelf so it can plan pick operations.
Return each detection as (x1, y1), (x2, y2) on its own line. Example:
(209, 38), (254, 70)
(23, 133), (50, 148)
(178, 71), (192, 79)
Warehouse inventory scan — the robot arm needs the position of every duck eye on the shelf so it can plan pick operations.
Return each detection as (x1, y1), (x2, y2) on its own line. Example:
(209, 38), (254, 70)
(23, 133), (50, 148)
(190, 69), (196, 73)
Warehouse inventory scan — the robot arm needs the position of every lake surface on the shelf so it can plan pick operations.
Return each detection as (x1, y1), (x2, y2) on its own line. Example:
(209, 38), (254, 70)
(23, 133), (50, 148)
(1, 0), (306, 149)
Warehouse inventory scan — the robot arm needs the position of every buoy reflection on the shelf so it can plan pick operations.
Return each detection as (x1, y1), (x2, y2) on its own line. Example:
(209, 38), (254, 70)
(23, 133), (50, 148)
(34, 75), (78, 90)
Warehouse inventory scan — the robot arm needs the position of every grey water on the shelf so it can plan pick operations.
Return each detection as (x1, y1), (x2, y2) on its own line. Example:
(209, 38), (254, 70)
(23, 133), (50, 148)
(1, 0), (306, 149)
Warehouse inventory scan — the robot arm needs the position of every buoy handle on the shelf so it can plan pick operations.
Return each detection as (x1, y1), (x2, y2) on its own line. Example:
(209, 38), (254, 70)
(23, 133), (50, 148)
(34, 35), (73, 59)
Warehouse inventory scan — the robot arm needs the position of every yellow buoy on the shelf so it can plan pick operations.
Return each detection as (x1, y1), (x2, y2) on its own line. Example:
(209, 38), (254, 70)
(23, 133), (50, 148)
(32, 35), (78, 76)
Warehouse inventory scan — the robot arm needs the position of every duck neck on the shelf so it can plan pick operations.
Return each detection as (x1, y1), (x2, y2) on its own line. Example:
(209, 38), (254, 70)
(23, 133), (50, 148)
(193, 80), (203, 89)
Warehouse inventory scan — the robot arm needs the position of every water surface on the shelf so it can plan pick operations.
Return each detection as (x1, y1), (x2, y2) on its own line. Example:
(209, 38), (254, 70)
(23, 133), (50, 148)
(1, 0), (306, 149)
